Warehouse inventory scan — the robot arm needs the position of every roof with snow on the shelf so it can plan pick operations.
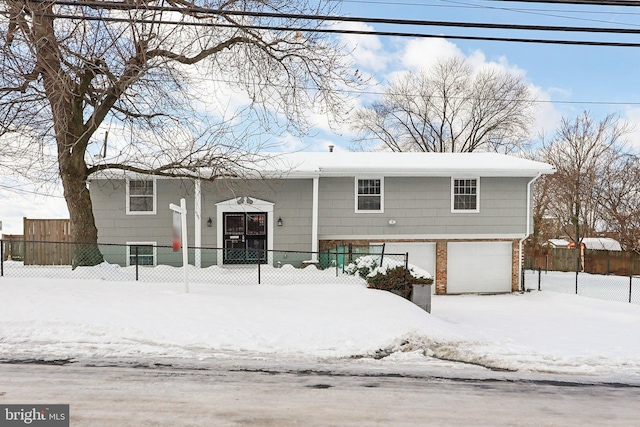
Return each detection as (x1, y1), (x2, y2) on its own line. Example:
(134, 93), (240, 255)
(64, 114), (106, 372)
(579, 238), (623, 251)
(90, 151), (556, 180)
(272, 152), (555, 178)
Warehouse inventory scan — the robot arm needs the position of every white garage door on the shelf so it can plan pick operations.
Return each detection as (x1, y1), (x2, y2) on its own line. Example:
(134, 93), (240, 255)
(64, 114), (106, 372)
(380, 242), (437, 281)
(447, 242), (512, 294)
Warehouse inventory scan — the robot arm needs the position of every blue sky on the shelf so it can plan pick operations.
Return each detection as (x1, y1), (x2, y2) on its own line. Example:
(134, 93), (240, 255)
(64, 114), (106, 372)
(2, 0), (640, 234)
(287, 0), (640, 152)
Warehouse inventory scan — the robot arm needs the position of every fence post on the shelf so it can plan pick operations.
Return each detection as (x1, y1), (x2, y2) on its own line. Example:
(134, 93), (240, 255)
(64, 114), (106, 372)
(404, 252), (410, 299)
(335, 246), (339, 277)
(135, 245), (139, 281)
(258, 251), (261, 285)
(380, 243), (386, 268)
(1, 239), (3, 277)
(538, 267), (541, 291)
(630, 275), (633, 304)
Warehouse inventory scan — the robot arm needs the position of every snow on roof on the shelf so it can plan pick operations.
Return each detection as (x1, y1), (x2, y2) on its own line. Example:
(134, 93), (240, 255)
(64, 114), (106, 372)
(90, 151), (555, 180)
(274, 152), (555, 178)
(580, 238), (623, 251)
(546, 239), (570, 247)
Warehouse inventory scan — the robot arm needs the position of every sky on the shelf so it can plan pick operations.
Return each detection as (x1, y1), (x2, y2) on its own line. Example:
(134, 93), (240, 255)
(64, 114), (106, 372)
(2, 0), (640, 235)
(1, 264), (639, 381)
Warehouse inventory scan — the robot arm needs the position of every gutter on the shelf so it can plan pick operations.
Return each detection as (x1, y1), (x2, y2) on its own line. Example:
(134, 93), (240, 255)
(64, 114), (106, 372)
(518, 173), (542, 292)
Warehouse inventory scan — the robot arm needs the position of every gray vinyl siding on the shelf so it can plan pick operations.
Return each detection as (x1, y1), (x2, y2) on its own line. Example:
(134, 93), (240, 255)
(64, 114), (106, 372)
(318, 177), (530, 236)
(90, 178), (314, 266)
(90, 175), (531, 266)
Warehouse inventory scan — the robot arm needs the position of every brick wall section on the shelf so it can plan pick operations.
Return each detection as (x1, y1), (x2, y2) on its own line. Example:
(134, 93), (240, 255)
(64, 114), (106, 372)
(512, 240), (521, 292)
(435, 240), (448, 295)
(319, 238), (522, 295)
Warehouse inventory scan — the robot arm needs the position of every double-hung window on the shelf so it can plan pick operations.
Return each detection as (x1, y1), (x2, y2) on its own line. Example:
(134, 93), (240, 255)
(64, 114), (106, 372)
(452, 178), (479, 212)
(126, 179), (156, 214)
(356, 178), (383, 212)
(127, 242), (157, 266)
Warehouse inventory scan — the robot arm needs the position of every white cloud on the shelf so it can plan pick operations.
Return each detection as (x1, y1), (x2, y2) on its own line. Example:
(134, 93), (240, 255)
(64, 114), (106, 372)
(400, 38), (463, 71)
(335, 22), (388, 73)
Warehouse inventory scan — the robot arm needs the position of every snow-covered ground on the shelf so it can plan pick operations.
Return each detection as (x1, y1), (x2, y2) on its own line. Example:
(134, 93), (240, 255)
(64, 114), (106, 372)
(525, 269), (640, 305)
(1, 263), (640, 381)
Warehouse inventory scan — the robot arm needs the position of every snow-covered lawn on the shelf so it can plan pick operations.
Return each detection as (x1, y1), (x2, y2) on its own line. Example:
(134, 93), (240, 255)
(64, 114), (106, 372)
(524, 269), (640, 305)
(1, 263), (640, 380)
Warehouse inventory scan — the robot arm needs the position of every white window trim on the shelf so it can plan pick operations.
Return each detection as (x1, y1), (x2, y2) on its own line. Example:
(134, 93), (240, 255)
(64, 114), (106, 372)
(126, 178), (157, 215)
(355, 177), (384, 213)
(451, 177), (480, 213)
(126, 242), (157, 267)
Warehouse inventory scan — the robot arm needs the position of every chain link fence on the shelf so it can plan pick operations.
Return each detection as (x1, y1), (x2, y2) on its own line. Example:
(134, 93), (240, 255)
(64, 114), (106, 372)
(523, 267), (639, 305)
(0, 240), (410, 289)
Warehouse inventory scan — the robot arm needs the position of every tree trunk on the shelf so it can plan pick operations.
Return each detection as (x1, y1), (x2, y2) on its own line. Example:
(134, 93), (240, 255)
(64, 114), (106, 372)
(59, 153), (104, 267)
(29, 4), (103, 267)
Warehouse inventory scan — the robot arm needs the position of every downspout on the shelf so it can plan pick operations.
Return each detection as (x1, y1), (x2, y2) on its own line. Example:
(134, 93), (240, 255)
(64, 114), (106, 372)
(311, 176), (319, 261)
(195, 179), (202, 268)
(518, 173), (542, 292)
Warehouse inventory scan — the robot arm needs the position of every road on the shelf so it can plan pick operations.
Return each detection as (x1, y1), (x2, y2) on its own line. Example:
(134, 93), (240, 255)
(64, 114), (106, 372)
(1, 358), (640, 426)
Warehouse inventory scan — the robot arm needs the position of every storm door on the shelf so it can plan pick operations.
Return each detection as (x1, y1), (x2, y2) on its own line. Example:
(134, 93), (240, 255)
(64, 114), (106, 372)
(223, 212), (267, 264)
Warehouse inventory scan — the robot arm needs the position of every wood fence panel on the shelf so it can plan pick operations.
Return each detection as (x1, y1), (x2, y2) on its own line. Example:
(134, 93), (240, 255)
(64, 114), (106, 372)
(23, 218), (72, 265)
(1, 234), (24, 261)
(584, 250), (640, 276)
(551, 248), (581, 272)
(525, 245), (640, 276)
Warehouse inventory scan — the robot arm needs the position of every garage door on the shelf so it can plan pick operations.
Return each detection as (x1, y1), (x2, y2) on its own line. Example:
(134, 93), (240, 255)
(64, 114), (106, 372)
(380, 242), (437, 281)
(447, 242), (512, 294)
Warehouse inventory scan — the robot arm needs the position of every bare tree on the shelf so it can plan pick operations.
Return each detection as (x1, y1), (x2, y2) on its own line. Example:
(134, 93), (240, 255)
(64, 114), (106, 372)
(0, 0), (360, 264)
(597, 153), (640, 252)
(535, 112), (633, 247)
(350, 56), (534, 153)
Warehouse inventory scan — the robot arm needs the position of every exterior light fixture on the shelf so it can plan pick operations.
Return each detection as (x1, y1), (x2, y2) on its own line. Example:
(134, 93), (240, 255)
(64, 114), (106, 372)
(277, 217), (283, 226)
(207, 217), (213, 227)
(388, 219), (397, 225)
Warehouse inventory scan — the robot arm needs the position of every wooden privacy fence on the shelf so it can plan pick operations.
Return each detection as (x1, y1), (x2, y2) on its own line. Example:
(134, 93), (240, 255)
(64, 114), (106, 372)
(1, 234), (24, 261)
(525, 246), (640, 276)
(23, 218), (72, 265)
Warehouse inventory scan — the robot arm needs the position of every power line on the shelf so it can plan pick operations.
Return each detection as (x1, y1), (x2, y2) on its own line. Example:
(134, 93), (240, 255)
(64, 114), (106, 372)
(13, 11), (640, 48)
(486, 0), (640, 6)
(28, 0), (640, 34)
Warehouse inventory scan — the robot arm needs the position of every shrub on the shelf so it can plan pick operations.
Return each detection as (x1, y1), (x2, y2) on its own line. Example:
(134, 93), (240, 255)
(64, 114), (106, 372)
(345, 255), (434, 298)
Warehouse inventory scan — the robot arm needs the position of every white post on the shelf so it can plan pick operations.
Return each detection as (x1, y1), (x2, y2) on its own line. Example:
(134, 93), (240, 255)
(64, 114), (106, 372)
(170, 198), (189, 293)
(194, 179), (202, 268)
(311, 176), (319, 261)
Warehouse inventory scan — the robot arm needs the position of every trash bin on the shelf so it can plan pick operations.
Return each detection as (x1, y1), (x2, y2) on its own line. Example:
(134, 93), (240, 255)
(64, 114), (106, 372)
(412, 284), (432, 313)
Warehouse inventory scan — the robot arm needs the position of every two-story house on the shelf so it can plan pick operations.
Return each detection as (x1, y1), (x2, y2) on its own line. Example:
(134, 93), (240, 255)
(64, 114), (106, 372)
(88, 151), (554, 294)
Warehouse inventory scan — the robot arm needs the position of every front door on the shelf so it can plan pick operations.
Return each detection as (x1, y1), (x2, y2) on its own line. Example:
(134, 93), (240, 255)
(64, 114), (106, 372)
(223, 212), (267, 264)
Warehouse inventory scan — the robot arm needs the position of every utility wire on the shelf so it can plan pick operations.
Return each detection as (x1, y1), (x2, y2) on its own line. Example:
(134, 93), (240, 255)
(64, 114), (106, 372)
(25, 0), (640, 34)
(342, 0), (640, 16)
(486, 0), (640, 6)
(22, 12), (640, 47)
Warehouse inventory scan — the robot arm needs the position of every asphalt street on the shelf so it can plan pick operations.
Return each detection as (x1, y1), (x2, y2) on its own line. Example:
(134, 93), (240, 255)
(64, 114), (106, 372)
(1, 358), (640, 426)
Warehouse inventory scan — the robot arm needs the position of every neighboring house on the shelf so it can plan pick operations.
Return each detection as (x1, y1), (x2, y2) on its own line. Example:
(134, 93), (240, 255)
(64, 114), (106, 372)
(545, 239), (570, 248)
(88, 152), (555, 294)
(567, 238), (623, 251)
